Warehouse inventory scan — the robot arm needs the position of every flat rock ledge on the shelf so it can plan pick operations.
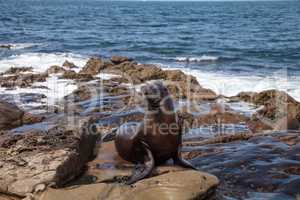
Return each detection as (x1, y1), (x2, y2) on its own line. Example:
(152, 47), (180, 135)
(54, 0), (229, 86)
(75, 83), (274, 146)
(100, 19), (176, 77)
(0, 118), (99, 198)
(35, 141), (219, 200)
(39, 170), (218, 200)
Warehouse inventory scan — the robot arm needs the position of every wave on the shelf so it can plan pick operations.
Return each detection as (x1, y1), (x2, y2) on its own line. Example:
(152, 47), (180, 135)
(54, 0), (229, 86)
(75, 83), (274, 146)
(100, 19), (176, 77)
(162, 66), (300, 101)
(0, 53), (88, 73)
(10, 43), (41, 50)
(0, 43), (41, 50)
(175, 55), (219, 62)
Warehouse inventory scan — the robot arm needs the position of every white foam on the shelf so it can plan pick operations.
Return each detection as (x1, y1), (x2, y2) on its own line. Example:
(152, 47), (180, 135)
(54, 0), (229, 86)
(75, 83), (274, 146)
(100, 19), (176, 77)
(95, 73), (121, 80)
(0, 43), (41, 50)
(175, 55), (219, 62)
(162, 67), (300, 102)
(10, 43), (40, 50)
(0, 75), (77, 106)
(34, 75), (78, 105)
(0, 53), (88, 73)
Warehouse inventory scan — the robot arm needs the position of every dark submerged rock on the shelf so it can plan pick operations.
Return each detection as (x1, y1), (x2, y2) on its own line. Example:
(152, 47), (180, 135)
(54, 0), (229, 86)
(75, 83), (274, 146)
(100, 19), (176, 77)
(0, 101), (24, 130)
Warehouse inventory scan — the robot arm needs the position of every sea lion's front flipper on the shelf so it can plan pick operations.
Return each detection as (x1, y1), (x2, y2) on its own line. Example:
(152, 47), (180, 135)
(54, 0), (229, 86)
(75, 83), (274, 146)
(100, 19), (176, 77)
(126, 143), (155, 185)
(175, 146), (197, 170)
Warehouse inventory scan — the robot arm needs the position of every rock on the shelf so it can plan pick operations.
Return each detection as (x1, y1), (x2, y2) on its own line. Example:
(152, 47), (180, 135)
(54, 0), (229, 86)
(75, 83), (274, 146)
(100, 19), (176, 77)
(62, 60), (77, 69)
(61, 71), (94, 81)
(163, 69), (216, 100)
(0, 101), (24, 130)
(39, 170), (218, 200)
(233, 90), (300, 130)
(111, 55), (133, 64)
(0, 118), (100, 197)
(0, 73), (48, 88)
(0, 194), (19, 200)
(2, 67), (33, 75)
(0, 44), (13, 49)
(194, 111), (249, 125)
(37, 141), (219, 200)
(247, 116), (273, 133)
(79, 58), (112, 75)
(46, 65), (67, 74)
(184, 131), (300, 199)
(22, 113), (45, 125)
(34, 184), (46, 193)
(179, 103), (272, 134)
(94, 60), (216, 100)
(64, 85), (93, 102)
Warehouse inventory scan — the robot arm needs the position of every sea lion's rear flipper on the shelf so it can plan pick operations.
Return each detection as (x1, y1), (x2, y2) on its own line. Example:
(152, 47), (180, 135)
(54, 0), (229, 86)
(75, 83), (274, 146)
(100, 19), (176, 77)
(126, 142), (155, 185)
(175, 146), (197, 170)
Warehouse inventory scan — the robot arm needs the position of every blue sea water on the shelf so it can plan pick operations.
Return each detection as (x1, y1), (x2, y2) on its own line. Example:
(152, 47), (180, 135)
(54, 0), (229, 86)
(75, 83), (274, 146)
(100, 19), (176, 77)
(0, 0), (300, 99)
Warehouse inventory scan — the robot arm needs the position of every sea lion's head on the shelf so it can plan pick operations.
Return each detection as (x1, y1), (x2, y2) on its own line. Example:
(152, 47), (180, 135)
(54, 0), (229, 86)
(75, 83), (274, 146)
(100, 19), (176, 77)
(141, 81), (170, 107)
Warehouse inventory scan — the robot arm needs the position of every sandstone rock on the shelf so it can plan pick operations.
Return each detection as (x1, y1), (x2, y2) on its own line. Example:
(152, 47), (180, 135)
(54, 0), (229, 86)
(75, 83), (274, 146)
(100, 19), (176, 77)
(0, 118), (100, 197)
(93, 60), (216, 100)
(64, 85), (93, 102)
(0, 73), (48, 88)
(22, 113), (45, 125)
(2, 67), (33, 75)
(79, 58), (112, 75)
(194, 111), (249, 125)
(247, 116), (273, 133)
(0, 194), (19, 200)
(234, 90), (300, 130)
(164, 70), (216, 100)
(37, 141), (219, 200)
(0, 101), (24, 130)
(179, 103), (272, 134)
(39, 170), (218, 200)
(61, 71), (94, 81)
(62, 60), (78, 69)
(111, 55), (133, 64)
(46, 65), (67, 74)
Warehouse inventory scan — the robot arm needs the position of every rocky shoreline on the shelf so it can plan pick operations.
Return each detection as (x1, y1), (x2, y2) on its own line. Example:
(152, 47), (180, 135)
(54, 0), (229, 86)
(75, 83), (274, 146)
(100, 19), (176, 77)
(0, 56), (299, 200)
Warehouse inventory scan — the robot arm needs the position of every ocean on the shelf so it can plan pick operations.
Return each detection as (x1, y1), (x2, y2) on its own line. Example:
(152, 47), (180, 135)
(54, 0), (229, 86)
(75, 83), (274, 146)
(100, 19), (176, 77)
(0, 0), (300, 99)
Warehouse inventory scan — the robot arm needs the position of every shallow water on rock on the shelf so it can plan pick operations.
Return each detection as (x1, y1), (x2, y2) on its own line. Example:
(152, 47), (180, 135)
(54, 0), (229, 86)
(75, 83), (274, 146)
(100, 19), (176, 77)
(185, 131), (300, 200)
(183, 123), (250, 141)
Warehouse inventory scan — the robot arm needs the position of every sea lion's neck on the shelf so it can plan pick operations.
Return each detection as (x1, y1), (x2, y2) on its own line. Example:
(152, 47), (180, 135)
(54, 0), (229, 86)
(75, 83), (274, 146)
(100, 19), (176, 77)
(147, 97), (174, 111)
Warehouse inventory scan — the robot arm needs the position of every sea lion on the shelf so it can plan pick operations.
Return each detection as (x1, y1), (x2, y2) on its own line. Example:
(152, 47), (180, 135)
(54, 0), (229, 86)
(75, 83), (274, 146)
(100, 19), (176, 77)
(114, 80), (196, 184)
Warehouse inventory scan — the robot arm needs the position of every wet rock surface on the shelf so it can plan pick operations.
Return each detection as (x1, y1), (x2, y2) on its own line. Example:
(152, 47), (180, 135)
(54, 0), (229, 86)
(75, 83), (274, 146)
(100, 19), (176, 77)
(184, 131), (300, 200)
(0, 101), (24, 130)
